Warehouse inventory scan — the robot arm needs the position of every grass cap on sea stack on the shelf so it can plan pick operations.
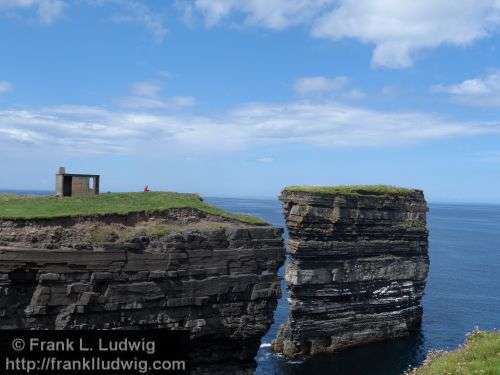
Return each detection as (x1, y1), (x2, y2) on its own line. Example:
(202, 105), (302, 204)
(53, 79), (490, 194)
(282, 184), (420, 196)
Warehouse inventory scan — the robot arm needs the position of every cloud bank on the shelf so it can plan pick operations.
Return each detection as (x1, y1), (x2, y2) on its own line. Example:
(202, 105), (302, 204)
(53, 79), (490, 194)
(5, 1), (500, 67)
(0, 100), (498, 155)
(311, 0), (500, 68)
(192, 0), (500, 68)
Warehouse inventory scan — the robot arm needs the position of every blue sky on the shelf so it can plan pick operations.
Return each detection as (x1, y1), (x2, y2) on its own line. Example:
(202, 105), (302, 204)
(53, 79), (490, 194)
(1, 0), (500, 202)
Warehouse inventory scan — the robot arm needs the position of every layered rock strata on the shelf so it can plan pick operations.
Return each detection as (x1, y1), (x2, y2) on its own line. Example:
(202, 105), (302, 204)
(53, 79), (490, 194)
(273, 187), (429, 358)
(0, 209), (285, 374)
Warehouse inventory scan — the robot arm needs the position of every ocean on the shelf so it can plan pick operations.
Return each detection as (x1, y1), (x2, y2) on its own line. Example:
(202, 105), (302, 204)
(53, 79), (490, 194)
(3, 191), (500, 374)
(206, 197), (500, 375)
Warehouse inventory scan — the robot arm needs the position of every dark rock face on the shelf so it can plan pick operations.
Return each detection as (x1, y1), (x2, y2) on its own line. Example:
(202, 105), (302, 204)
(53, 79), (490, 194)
(0, 212), (285, 374)
(272, 190), (429, 358)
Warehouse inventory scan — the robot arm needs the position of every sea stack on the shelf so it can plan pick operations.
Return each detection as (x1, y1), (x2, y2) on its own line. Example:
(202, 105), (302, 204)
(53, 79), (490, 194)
(273, 185), (429, 358)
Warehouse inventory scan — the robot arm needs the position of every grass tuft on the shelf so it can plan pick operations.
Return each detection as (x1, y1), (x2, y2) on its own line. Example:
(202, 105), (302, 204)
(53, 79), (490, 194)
(282, 184), (419, 196)
(406, 330), (500, 375)
(0, 192), (266, 225)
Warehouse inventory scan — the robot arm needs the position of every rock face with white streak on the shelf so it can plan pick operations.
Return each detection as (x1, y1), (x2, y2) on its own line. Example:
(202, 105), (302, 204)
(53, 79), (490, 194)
(272, 187), (429, 358)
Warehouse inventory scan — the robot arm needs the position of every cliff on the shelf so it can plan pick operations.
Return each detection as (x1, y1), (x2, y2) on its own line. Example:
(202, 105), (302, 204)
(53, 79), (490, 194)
(0, 193), (285, 374)
(272, 185), (429, 358)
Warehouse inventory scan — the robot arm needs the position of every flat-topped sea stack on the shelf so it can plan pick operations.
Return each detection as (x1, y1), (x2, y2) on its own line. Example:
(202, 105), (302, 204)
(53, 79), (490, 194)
(0, 192), (285, 374)
(273, 185), (429, 358)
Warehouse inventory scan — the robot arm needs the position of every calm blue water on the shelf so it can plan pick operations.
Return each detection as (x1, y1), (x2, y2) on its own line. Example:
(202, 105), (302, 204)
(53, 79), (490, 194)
(206, 197), (500, 375)
(4, 191), (500, 374)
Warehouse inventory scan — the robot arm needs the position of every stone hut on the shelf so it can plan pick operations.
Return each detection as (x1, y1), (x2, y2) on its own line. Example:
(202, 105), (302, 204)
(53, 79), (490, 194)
(55, 167), (100, 197)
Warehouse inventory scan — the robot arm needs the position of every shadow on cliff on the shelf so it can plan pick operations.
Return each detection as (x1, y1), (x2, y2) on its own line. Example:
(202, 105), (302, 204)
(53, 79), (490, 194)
(3, 268), (38, 328)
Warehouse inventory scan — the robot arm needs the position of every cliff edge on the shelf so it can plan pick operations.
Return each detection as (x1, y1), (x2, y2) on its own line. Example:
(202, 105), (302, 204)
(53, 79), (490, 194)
(0, 192), (285, 374)
(272, 185), (429, 358)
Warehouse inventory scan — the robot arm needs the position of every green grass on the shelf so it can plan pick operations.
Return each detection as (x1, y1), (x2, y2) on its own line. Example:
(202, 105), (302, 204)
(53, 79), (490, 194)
(407, 330), (500, 375)
(282, 184), (419, 196)
(0, 192), (266, 225)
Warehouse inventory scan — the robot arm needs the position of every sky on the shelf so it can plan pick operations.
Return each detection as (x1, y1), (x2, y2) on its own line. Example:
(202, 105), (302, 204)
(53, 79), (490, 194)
(1, 0), (500, 202)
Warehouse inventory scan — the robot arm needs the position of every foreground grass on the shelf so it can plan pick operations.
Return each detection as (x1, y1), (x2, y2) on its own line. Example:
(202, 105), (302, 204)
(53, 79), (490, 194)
(408, 330), (500, 375)
(283, 184), (418, 196)
(0, 192), (266, 224)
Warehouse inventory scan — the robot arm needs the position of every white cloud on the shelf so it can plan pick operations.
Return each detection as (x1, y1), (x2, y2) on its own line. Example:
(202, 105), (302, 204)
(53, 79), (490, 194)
(1, 1), (166, 40)
(0, 81), (13, 94)
(192, 0), (500, 69)
(4, 1), (500, 67)
(175, 0), (196, 27)
(0, 0), (65, 24)
(256, 157), (274, 163)
(107, 0), (167, 42)
(0, 100), (498, 155)
(118, 81), (196, 110)
(118, 96), (196, 110)
(342, 89), (366, 100)
(432, 71), (500, 106)
(37, 0), (65, 24)
(294, 76), (348, 95)
(194, 0), (332, 29)
(0, 127), (47, 144)
(130, 81), (162, 97)
(311, 0), (500, 68)
(194, 0), (235, 27)
(294, 76), (366, 100)
(83, 0), (167, 42)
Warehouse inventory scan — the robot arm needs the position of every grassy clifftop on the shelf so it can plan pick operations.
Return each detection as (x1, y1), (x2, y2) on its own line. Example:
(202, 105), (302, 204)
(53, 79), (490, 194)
(283, 184), (419, 196)
(408, 330), (500, 375)
(0, 192), (266, 224)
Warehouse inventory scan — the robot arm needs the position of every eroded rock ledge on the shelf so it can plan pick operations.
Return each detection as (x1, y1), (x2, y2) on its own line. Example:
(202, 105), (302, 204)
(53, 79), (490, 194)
(272, 186), (429, 358)
(0, 208), (285, 374)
